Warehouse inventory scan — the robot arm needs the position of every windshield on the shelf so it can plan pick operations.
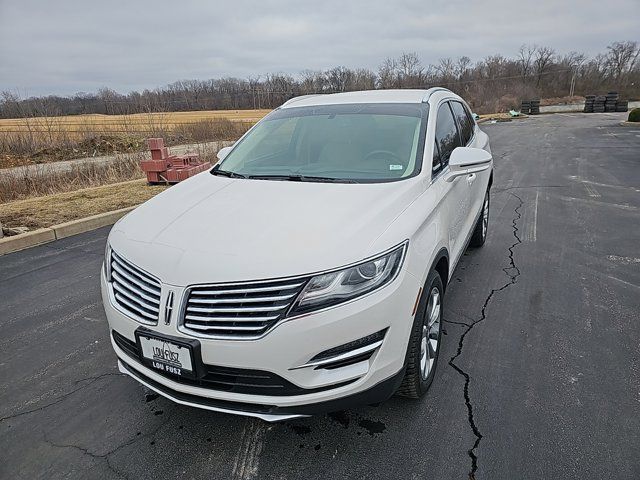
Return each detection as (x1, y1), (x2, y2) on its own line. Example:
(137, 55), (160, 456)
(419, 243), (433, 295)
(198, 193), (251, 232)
(217, 103), (428, 183)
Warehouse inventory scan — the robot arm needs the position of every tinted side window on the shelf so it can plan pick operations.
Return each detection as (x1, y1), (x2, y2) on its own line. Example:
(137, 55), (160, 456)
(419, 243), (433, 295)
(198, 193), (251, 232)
(451, 101), (474, 145)
(463, 102), (476, 128)
(433, 102), (462, 171)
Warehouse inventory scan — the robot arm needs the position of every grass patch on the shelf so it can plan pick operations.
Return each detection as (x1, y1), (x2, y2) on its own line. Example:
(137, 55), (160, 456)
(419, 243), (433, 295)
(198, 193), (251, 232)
(0, 110), (263, 168)
(0, 155), (147, 203)
(0, 143), (219, 204)
(0, 180), (168, 231)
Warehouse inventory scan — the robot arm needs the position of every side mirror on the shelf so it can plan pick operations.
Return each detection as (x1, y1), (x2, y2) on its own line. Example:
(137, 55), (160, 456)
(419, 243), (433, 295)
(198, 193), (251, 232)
(445, 147), (492, 182)
(217, 146), (233, 162)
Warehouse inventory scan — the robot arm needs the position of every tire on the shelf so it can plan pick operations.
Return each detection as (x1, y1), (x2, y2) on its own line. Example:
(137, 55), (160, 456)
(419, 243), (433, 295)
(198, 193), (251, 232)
(469, 190), (490, 248)
(397, 270), (444, 399)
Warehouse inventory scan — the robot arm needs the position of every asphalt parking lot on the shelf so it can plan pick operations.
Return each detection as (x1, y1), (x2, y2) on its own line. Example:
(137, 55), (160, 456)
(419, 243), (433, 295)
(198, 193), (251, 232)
(1, 112), (639, 480)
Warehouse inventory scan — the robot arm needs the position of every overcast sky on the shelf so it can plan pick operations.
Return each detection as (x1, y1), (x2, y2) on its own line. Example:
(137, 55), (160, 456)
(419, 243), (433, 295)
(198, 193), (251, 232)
(0, 0), (637, 97)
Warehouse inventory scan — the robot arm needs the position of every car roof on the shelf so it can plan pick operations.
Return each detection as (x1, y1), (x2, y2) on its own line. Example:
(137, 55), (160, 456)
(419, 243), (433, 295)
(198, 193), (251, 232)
(280, 88), (455, 109)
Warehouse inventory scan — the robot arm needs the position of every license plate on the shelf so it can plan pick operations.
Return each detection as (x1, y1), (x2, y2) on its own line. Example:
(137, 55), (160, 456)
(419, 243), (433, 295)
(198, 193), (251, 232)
(138, 334), (194, 377)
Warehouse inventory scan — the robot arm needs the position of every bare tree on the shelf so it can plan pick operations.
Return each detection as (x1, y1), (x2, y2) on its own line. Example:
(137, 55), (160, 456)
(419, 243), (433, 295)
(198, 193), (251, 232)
(533, 46), (556, 86)
(377, 57), (398, 89)
(518, 44), (536, 82)
(605, 41), (640, 80)
(325, 67), (354, 92)
(397, 52), (424, 87)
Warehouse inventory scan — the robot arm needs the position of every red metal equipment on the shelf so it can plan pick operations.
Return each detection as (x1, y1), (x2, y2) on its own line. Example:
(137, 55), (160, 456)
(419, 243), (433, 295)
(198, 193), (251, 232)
(140, 138), (211, 184)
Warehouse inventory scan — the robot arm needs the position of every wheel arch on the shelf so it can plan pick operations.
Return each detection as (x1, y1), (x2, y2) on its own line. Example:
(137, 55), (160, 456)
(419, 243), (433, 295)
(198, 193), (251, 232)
(429, 247), (450, 292)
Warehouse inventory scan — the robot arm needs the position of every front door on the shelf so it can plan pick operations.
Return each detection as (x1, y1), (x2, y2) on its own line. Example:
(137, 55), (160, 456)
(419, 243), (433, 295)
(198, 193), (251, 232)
(432, 101), (471, 263)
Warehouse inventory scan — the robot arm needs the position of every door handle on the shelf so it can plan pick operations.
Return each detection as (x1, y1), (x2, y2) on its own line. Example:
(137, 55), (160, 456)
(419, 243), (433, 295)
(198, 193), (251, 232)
(467, 173), (476, 185)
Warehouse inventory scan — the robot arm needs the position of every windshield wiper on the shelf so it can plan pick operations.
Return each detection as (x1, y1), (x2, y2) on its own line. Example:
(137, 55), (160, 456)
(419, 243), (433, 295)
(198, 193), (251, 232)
(246, 174), (358, 184)
(210, 165), (248, 179)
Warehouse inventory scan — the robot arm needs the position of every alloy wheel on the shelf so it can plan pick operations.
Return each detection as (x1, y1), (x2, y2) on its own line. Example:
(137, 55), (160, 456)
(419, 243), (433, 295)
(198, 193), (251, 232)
(420, 286), (441, 380)
(482, 194), (489, 239)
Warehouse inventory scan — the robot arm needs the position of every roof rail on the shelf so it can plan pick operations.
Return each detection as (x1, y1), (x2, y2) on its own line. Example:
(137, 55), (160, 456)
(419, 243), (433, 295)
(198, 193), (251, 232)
(281, 94), (324, 107)
(421, 87), (451, 103)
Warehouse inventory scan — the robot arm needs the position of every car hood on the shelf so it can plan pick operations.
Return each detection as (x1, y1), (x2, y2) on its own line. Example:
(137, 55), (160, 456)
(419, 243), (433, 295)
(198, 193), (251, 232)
(110, 172), (422, 285)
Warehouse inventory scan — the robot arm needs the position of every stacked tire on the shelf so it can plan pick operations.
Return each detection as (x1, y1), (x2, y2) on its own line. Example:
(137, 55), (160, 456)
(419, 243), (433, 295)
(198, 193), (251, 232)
(593, 95), (606, 113)
(530, 99), (540, 115)
(584, 95), (595, 113)
(520, 100), (530, 115)
(605, 92), (619, 112)
(616, 99), (629, 112)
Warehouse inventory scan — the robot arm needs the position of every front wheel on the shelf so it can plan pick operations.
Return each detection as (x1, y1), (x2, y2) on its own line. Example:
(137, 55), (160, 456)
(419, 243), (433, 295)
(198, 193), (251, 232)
(397, 270), (443, 399)
(469, 190), (490, 247)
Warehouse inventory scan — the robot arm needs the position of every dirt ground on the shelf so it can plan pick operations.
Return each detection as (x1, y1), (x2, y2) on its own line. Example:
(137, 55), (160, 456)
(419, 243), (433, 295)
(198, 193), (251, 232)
(0, 180), (168, 232)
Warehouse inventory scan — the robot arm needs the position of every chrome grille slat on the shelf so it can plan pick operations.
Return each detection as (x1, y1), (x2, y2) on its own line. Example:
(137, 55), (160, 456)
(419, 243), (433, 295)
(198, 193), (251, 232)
(182, 278), (309, 338)
(110, 251), (161, 324)
(185, 323), (266, 332)
(186, 304), (289, 313)
(112, 272), (161, 305)
(113, 281), (161, 311)
(191, 282), (305, 296)
(188, 293), (297, 304)
(185, 313), (280, 322)
(114, 293), (157, 320)
(112, 251), (159, 285)
(111, 262), (160, 296)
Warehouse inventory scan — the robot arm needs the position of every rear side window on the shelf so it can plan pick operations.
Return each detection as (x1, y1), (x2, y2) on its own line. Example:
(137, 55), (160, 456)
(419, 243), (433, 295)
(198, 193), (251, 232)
(450, 101), (474, 145)
(432, 102), (462, 174)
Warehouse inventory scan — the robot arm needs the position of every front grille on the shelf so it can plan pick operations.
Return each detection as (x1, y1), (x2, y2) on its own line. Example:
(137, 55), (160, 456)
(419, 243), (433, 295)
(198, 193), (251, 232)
(112, 330), (355, 396)
(110, 251), (161, 324)
(182, 278), (308, 338)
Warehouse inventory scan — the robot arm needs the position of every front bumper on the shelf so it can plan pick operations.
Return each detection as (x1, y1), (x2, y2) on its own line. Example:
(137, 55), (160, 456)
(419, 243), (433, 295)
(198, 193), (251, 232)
(101, 267), (420, 421)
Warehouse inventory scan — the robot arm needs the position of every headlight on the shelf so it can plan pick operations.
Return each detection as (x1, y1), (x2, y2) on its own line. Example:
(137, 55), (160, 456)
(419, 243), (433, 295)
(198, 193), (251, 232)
(104, 243), (112, 280)
(288, 242), (407, 316)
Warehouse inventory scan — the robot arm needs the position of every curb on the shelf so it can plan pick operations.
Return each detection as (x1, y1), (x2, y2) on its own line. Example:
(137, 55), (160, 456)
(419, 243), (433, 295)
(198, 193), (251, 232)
(0, 206), (136, 256)
(620, 121), (639, 127)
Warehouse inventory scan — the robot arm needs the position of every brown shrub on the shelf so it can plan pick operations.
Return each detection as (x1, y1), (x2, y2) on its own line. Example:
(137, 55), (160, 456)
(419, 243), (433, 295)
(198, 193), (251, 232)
(171, 118), (251, 143)
(0, 155), (145, 203)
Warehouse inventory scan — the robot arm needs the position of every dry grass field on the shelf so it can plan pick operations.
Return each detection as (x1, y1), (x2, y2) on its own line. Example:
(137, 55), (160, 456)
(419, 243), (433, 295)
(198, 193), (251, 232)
(0, 109), (269, 168)
(0, 109), (269, 138)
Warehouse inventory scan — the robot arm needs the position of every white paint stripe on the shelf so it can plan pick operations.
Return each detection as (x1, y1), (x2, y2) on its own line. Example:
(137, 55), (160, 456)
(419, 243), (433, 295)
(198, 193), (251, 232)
(232, 419), (265, 480)
(532, 190), (539, 242)
(583, 182), (601, 198)
(579, 179), (640, 193)
(605, 275), (640, 290)
(560, 196), (638, 212)
(607, 255), (640, 265)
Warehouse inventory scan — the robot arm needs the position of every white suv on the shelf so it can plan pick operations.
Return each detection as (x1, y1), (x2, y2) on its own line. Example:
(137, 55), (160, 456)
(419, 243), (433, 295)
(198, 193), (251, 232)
(102, 88), (493, 421)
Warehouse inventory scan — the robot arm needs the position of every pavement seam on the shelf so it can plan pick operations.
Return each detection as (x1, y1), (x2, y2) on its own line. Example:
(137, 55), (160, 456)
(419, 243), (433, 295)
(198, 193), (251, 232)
(448, 192), (523, 479)
(493, 184), (569, 193)
(0, 372), (123, 423)
(442, 318), (472, 328)
(40, 397), (176, 480)
(42, 413), (174, 480)
(42, 433), (130, 480)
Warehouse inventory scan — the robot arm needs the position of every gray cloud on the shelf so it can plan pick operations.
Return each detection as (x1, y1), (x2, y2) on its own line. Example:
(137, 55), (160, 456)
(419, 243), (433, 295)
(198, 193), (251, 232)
(0, 0), (637, 96)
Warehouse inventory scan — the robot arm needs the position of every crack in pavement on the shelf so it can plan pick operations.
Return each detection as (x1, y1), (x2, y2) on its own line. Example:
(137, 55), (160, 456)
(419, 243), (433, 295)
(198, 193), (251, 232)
(448, 192), (523, 480)
(42, 408), (175, 480)
(442, 318), (472, 328)
(0, 372), (124, 423)
(493, 184), (568, 193)
(43, 434), (130, 480)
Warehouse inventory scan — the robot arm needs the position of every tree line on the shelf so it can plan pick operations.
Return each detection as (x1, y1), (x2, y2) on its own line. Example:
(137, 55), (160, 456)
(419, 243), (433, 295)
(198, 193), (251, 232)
(1, 40), (638, 118)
